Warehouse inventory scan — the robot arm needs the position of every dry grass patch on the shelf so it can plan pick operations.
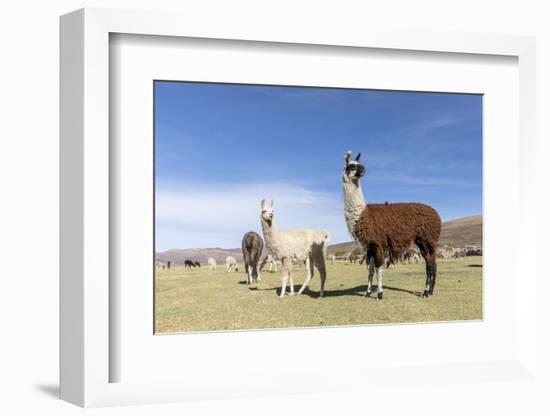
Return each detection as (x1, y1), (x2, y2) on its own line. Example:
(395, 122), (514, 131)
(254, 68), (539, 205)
(155, 257), (482, 333)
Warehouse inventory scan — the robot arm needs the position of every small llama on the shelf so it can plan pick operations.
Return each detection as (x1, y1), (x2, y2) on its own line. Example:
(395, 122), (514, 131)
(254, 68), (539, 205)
(241, 231), (264, 284)
(226, 256), (238, 273)
(207, 257), (217, 271)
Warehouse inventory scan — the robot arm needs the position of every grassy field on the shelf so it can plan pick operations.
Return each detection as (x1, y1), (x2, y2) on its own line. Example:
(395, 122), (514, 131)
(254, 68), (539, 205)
(154, 257), (483, 333)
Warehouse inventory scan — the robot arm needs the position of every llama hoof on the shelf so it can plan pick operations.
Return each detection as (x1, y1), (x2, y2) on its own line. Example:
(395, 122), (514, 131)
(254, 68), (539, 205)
(377, 292), (383, 300)
(289, 292), (295, 296)
(422, 290), (430, 298)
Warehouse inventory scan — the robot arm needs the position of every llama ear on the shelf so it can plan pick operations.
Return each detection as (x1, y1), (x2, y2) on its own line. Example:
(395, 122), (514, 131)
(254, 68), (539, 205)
(261, 199), (265, 208)
(344, 150), (352, 166)
(355, 152), (361, 161)
(270, 199), (274, 207)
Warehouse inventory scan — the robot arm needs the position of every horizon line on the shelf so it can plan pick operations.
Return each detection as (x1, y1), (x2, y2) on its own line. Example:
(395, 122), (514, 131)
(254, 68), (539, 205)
(156, 213), (482, 253)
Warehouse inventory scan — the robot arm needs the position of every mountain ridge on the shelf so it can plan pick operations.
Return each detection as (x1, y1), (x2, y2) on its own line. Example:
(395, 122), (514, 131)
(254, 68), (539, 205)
(156, 214), (482, 264)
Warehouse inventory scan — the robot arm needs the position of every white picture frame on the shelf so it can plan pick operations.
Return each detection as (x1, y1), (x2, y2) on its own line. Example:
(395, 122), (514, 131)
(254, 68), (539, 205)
(60, 7), (538, 408)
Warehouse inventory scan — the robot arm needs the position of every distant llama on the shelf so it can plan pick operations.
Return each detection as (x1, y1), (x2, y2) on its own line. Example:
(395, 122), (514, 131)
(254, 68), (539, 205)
(207, 257), (217, 271)
(342, 151), (441, 299)
(260, 199), (330, 298)
(403, 248), (422, 264)
(242, 231), (264, 284)
(184, 260), (196, 268)
(260, 254), (278, 273)
(329, 254), (336, 265)
(437, 245), (456, 259)
(226, 256), (238, 273)
(466, 247), (482, 256)
(194, 261), (201, 268)
(347, 252), (359, 264)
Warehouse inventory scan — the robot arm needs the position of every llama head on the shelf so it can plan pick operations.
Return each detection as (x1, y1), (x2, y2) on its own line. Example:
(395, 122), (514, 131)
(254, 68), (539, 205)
(343, 150), (366, 183)
(260, 199), (274, 225)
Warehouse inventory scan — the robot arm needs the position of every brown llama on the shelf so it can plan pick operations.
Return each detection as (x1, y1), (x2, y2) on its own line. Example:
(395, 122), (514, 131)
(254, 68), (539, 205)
(242, 231), (264, 284)
(342, 151), (441, 299)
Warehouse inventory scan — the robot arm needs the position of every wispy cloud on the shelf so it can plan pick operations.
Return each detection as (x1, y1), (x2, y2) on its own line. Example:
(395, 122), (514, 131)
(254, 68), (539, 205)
(372, 115), (461, 146)
(155, 182), (350, 250)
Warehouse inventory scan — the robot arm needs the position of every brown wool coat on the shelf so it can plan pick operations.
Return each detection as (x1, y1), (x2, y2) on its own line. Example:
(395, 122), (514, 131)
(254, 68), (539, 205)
(354, 203), (441, 266)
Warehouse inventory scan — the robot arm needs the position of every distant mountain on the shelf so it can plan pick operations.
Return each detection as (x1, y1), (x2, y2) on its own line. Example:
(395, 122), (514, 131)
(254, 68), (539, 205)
(438, 215), (482, 247)
(326, 241), (362, 256)
(156, 215), (482, 264)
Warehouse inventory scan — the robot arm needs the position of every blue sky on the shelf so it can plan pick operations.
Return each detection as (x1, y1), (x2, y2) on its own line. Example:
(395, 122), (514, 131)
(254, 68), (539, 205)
(155, 81), (482, 251)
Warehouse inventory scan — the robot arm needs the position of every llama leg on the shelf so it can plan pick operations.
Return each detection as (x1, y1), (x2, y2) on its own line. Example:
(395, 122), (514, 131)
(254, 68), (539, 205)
(424, 274), (430, 297)
(430, 264), (437, 295)
(280, 272), (288, 298)
(298, 256), (313, 295)
(428, 257), (437, 295)
(289, 272), (295, 295)
(366, 257), (374, 296)
(422, 255), (436, 297)
(376, 266), (384, 300)
(416, 240), (431, 298)
(288, 260), (295, 295)
(319, 267), (326, 298)
(316, 254), (327, 298)
(309, 244), (328, 298)
(280, 259), (290, 298)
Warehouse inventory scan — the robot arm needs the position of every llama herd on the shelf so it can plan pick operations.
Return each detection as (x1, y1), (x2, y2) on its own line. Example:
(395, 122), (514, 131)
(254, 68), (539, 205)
(232, 151), (442, 300)
(159, 151), (480, 301)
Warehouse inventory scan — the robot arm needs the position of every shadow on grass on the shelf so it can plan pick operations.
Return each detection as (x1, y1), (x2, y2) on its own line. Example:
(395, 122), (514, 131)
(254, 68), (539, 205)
(241, 280), (264, 286)
(468, 264), (483, 268)
(249, 284), (423, 298)
(306, 284), (423, 299)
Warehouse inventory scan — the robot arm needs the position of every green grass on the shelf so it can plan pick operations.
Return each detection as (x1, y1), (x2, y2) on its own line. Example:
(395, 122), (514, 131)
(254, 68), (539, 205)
(155, 257), (483, 333)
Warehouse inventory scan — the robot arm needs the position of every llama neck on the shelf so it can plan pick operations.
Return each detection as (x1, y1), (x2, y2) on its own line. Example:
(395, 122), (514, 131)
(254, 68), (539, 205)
(260, 217), (278, 255)
(342, 175), (366, 239)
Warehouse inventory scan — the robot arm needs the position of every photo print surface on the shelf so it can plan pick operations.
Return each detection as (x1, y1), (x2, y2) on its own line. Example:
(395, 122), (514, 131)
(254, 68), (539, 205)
(154, 81), (483, 333)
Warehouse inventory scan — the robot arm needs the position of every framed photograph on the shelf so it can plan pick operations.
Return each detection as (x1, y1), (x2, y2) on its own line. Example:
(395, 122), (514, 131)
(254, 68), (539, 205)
(60, 8), (538, 408)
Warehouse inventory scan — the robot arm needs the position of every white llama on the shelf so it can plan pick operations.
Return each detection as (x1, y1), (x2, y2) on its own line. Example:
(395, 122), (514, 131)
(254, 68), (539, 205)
(260, 199), (330, 298)
(226, 256), (238, 273)
(260, 254), (278, 273)
(207, 257), (217, 271)
(329, 254), (336, 265)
